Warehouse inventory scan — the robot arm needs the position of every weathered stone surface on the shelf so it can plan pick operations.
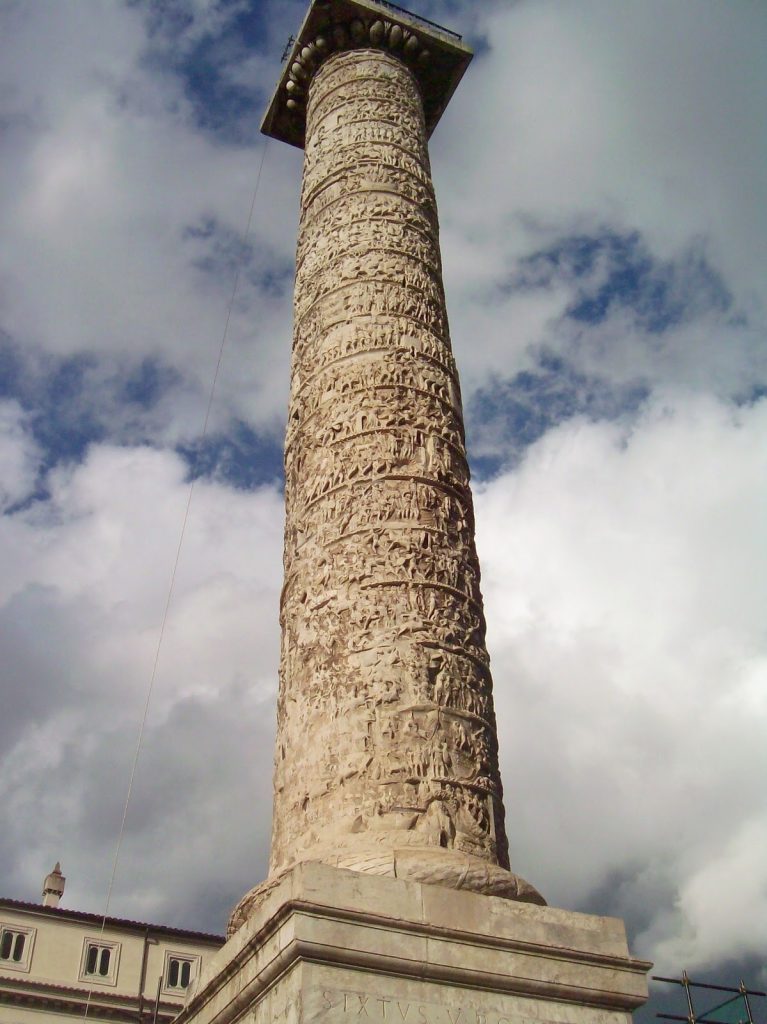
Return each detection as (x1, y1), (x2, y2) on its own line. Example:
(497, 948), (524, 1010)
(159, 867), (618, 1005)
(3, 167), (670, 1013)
(274, 46), (508, 874)
(229, 36), (544, 932)
(180, 864), (651, 1024)
(228, 4), (547, 936)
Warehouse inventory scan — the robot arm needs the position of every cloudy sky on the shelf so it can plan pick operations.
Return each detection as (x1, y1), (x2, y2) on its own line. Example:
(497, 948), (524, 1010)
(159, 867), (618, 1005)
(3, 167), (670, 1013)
(1, 0), (765, 1017)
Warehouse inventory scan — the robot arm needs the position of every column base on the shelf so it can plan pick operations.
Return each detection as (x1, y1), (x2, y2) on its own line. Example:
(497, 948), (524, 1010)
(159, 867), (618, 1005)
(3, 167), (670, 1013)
(179, 862), (650, 1024)
(229, 848), (545, 937)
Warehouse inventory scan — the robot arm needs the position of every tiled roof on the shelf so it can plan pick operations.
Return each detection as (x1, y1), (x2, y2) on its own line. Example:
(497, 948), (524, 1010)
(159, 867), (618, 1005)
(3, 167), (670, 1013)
(0, 971), (181, 1008)
(0, 897), (225, 944)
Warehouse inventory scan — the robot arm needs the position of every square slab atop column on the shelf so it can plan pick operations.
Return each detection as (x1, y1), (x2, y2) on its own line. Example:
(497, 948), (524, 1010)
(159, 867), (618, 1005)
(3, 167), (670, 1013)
(261, 0), (473, 149)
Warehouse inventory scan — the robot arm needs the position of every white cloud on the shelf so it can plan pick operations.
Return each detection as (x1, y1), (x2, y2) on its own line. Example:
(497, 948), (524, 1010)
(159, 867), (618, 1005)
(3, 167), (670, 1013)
(0, 441), (283, 924)
(4, 388), (764, 970)
(0, 0), (300, 437)
(0, 0), (765, 991)
(2, 0), (764, 438)
(440, 0), (767, 286)
(644, 817), (767, 974)
(0, 400), (41, 511)
(475, 392), (767, 970)
(436, 0), (767, 395)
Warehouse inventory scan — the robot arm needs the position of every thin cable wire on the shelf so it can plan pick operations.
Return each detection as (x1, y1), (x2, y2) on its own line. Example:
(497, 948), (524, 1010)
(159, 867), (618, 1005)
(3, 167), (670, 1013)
(80, 136), (270, 1023)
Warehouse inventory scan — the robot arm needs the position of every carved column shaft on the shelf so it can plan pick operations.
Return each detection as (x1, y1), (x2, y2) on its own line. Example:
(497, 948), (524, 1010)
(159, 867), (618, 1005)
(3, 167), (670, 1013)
(271, 48), (510, 878)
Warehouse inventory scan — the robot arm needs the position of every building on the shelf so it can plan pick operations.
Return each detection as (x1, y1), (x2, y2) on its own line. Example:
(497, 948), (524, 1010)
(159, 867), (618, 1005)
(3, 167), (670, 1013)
(0, 866), (224, 1024)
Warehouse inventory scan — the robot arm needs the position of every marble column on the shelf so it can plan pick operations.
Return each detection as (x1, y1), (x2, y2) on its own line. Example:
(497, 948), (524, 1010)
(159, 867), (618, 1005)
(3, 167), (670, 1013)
(184, 14), (650, 1024)
(230, 6), (542, 935)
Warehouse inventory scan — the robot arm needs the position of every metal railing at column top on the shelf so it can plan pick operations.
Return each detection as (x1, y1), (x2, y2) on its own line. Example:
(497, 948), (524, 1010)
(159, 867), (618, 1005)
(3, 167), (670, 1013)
(372, 0), (463, 41)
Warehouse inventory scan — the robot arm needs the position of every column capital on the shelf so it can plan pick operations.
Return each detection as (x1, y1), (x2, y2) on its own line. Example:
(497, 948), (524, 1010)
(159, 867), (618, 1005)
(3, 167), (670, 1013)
(261, 0), (472, 149)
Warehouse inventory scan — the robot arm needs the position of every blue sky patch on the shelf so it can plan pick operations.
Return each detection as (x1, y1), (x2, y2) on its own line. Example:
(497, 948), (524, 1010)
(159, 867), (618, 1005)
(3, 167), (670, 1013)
(0, 339), (184, 482)
(511, 230), (732, 334)
(185, 216), (255, 282)
(0, 342), (104, 474)
(178, 418), (283, 489)
(120, 357), (181, 411)
(130, 0), (281, 144)
(184, 215), (293, 297)
(467, 350), (649, 478)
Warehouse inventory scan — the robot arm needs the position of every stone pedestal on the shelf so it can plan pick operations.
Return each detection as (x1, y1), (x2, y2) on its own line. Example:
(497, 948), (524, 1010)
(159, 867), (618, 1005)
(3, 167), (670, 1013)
(178, 864), (650, 1024)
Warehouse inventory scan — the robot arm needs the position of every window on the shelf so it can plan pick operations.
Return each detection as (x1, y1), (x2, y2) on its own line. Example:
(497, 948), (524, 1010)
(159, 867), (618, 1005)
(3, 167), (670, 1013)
(0, 926), (35, 972)
(167, 957), (192, 989)
(163, 952), (199, 994)
(85, 944), (111, 977)
(1, 930), (25, 962)
(80, 939), (120, 985)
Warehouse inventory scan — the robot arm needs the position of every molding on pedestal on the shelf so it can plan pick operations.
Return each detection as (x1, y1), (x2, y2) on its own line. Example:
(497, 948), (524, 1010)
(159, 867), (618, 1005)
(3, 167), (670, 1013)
(229, 849), (545, 937)
(177, 864), (651, 1024)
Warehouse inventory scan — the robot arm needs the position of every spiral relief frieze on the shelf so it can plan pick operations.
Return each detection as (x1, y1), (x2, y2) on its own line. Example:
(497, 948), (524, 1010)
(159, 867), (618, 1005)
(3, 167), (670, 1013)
(224, 6), (546, 941)
(263, 45), (518, 887)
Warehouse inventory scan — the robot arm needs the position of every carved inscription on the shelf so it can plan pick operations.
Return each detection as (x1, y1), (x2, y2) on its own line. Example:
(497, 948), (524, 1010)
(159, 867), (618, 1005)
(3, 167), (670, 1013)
(315, 988), (535, 1024)
(270, 48), (511, 877)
